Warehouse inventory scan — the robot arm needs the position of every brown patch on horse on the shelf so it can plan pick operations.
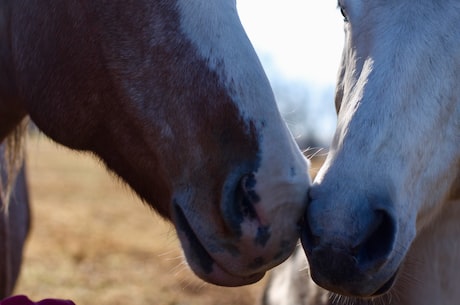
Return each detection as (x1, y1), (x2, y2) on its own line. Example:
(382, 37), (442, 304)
(9, 1), (259, 221)
(0, 2), (27, 141)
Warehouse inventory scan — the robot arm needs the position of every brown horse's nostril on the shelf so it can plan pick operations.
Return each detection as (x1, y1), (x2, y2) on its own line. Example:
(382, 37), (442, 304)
(222, 173), (262, 236)
(239, 174), (260, 219)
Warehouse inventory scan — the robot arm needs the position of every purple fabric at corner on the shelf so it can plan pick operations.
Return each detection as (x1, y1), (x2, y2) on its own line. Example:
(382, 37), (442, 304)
(0, 295), (75, 305)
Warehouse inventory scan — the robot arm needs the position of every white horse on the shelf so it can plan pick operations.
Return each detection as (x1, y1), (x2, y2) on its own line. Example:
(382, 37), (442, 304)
(263, 1), (460, 304)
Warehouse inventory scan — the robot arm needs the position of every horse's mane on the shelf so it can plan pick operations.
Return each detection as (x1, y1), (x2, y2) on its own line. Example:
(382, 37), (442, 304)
(0, 120), (28, 212)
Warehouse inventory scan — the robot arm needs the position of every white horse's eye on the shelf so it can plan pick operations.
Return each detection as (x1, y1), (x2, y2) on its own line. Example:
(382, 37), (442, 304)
(338, 3), (349, 22)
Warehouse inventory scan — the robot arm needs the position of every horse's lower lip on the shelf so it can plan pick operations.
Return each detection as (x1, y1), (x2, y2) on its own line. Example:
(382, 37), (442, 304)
(199, 261), (265, 287)
(371, 270), (399, 296)
(173, 203), (264, 286)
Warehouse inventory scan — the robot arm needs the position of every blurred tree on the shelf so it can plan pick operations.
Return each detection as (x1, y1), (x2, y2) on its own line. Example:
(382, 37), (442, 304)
(259, 54), (336, 152)
(270, 77), (335, 152)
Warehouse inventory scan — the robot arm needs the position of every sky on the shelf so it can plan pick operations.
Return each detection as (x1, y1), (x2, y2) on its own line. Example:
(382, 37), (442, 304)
(236, 0), (345, 144)
(237, 0), (344, 87)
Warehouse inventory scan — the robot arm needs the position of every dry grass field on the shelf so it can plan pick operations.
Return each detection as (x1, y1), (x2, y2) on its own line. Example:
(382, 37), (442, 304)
(13, 135), (275, 305)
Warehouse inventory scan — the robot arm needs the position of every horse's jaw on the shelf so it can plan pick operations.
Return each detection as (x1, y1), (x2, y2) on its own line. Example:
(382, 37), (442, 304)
(173, 201), (265, 286)
(390, 199), (460, 305)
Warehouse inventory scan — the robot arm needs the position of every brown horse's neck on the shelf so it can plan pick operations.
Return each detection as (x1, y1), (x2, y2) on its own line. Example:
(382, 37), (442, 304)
(0, 2), (26, 142)
(0, 107), (25, 142)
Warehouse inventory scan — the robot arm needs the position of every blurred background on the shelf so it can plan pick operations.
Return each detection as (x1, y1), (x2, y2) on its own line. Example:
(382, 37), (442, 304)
(238, 0), (343, 149)
(13, 1), (344, 304)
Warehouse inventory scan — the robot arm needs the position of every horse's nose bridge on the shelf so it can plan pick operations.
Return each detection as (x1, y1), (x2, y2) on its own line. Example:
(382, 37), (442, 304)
(306, 189), (367, 240)
(307, 207), (364, 250)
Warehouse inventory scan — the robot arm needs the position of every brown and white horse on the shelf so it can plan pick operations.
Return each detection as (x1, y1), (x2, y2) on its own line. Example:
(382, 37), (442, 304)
(0, 0), (310, 295)
(263, 1), (460, 304)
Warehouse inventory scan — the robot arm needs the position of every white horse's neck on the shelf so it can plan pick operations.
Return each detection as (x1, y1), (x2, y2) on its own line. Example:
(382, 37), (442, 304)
(393, 199), (460, 305)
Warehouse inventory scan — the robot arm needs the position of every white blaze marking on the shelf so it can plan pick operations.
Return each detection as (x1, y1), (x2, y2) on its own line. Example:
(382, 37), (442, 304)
(176, 0), (275, 112)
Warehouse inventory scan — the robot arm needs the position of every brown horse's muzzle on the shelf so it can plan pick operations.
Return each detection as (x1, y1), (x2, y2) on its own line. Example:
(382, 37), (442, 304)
(173, 165), (309, 286)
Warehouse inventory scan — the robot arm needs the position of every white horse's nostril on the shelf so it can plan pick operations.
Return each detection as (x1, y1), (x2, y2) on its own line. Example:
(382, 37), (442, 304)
(301, 190), (399, 297)
(355, 209), (397, 268)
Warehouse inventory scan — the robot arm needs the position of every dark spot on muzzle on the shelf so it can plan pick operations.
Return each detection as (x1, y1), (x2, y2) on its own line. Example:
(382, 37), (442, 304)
(254, 226), (271, 247)
(273, 240), (295, 260)
(239, 174), (260, 220)
(243, 174), (261, 203)
(248, 256), (265, 269)
(290, 166), (296, 177)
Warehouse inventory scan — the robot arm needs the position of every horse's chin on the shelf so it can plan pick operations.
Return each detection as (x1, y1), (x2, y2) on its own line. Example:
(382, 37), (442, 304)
(329, 270), (399, 305)
(174, 208), (265, 286)
(185, 251), (266, 287)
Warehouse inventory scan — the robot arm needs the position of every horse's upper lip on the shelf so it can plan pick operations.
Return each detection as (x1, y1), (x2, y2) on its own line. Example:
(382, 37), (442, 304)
(173, 203), (264, 286)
